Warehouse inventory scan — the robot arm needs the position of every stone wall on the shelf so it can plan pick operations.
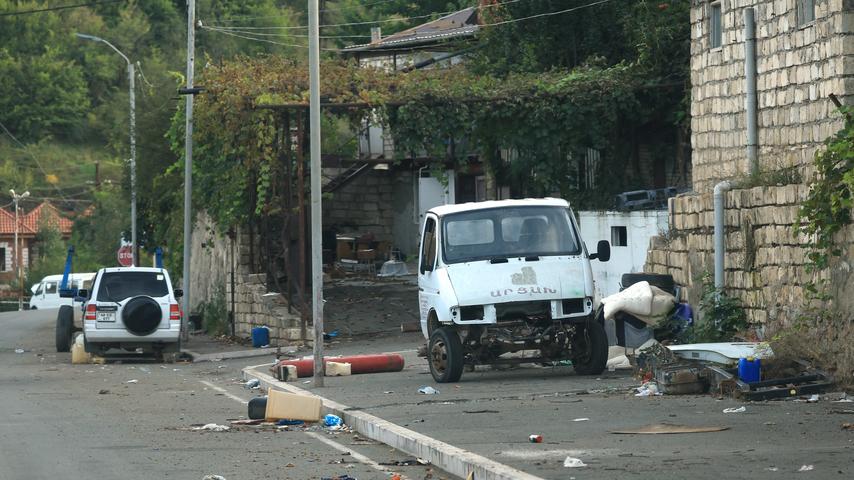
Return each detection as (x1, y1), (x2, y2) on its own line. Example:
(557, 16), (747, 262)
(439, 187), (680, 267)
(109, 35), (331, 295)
(645, 185), (854, 327)
(323, 166), (418, 256)
(189, 212), (303, 344)
(690, 0), (852, 192)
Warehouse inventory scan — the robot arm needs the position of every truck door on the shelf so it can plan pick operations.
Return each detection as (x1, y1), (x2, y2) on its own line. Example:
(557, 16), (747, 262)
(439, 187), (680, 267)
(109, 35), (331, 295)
(418, 215), (440, 335)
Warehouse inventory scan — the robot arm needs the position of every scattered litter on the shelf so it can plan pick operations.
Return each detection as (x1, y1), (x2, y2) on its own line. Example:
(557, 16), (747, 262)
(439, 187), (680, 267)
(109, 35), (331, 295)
(806, 394), (820, 403)
(324, 414), (343, 427)
(634, 383), (661, 396)
(563, 457), (587, 468)
(303, 380), (311, 384)
(139, 367), (150, 373)
(383, 391), (394, 394)
(277, 419), (305, 426)
(798, 465), (814, 472)
(203, 475), (227, 480)
(842, 423), (854, 430)
(606, 354), (631, 370)
(244, 378), (261, 390)
(265, 389), (322, 421)
(98, 389), (110, 395)
(14, 348), (24, 354)
(230, 419), (264, 425)
(320, 476), (357, 480)
(833, 398), (854, 403)
(464, 410), (499, 414)
(379, 458), (428, 466)
(765, 467), (779, 472)
(612, 424), (729, 434)
(193, 424), (230, 432)
(418, 386), (439, 395)
(573, 418), (590, 422)
(528, 434), (543, 443)
(723, 406), (746, 413)
(126, 379), (139, 384)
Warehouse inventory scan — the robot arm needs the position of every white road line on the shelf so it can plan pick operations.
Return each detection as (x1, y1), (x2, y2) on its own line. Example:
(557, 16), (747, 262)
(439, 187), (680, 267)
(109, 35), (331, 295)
(200, 378), (407, 478)
(199, 380), (249, 404)
(304, 431), (411, 480)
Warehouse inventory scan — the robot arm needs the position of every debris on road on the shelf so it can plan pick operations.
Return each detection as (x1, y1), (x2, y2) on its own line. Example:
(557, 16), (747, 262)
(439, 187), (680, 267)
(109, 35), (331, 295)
(271, 353), (405, 378)
(528, 434), (543, 443)
(248, 396), (267, 420)
(277, 419), (305, 426)
(244, 378), (261, 390)
(276, 364), (298, 381)
(572, 418), (589, 422)
(326, 361), (352, 376)
(323, 414), (343, 427)
(842, 423), (854, 430)
(202, 475), (227, 480)
(723, 406), (746, 413)
(563, 456), (587, 468)
(634, 382), (661, 396)
(125, 379), (139, 384)
(192, 423), (230, 432)
(612, 423), (729, 434)
(655, 364), (708, 395)
(14, 348), (24, 354)
(320, 475), (357, 480)
(379, 458), (429, 466)
(265, 389), (322, 421)
(798, 465), (814, 472)
(98, 389), (109, 394)
(418, 386), (439, 395)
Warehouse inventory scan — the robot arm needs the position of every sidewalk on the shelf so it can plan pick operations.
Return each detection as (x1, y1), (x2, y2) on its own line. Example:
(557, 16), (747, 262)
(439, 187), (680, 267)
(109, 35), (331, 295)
(181, 331), (296, 362)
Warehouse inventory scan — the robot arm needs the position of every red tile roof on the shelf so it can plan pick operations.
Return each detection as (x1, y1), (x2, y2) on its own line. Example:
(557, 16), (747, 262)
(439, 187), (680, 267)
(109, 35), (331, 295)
(0, 202), (72, 236)
(22, 202), (74, 236)
(0, 207), (36, 236)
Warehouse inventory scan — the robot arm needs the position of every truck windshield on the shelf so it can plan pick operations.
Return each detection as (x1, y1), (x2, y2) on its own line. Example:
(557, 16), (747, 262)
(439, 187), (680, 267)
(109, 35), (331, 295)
(442, 206), (581, 264)
(97, 271), (169, 302)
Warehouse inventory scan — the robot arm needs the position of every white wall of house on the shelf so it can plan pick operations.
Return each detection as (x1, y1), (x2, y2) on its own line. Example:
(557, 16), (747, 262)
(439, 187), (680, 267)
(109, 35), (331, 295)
(579, 210), (669, 299)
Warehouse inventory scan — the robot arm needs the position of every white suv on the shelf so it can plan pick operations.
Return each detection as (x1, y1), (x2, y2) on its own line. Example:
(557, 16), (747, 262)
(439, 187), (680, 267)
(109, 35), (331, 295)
(56, 267), (183, 359)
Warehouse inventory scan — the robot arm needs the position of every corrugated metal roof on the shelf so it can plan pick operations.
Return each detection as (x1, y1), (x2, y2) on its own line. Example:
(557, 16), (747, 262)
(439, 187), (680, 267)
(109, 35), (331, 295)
(345, 7), (479, 52)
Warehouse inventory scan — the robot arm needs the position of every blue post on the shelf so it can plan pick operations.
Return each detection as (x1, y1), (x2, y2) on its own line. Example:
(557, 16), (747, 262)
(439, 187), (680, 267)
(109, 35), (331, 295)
(59, 246), (77, 298)
(155, 247), (163, 269)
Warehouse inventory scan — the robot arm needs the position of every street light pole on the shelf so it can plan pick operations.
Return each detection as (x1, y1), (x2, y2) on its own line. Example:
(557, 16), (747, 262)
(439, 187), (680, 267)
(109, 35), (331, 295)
(308, 0), (325, 386)
(181, 0), (197, 342)
(76, 33), (137, 266)
(9, 189), (30, 311)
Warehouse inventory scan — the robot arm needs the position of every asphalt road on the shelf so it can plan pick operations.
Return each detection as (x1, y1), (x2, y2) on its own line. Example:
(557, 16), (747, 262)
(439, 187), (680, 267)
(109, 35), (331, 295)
(276, 335), (854, 480)
(0, 309), (445, 480)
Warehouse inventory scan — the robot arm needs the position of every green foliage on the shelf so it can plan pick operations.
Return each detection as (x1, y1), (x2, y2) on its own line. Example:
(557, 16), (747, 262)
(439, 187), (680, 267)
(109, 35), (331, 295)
(795, 109), (854, 272)
(198, 281), (229, 336)
(24, 220), (67, 290)
(689, 272), (749, 343)
(68, 187), (130, 272)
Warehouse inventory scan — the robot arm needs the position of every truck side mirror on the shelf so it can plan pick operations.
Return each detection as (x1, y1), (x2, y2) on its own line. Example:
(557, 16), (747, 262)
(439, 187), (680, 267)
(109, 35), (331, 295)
(75, 289), (89, 299)
(590, 240), (610, 262)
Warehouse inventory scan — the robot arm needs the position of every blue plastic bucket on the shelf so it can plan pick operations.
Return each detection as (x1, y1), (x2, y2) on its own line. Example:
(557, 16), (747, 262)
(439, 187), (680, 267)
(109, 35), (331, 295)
(251, 326), (270, 348)
(738, 357), (761, 383)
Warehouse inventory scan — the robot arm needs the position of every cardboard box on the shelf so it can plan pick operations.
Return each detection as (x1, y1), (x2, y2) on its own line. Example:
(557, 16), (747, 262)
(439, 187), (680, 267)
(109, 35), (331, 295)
(264, 389), (322, 422)
(326, 361), (351, 376)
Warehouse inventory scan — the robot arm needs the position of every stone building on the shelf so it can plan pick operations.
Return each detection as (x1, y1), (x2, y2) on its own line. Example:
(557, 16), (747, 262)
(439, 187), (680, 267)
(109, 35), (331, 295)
(645, 0), (854, 327)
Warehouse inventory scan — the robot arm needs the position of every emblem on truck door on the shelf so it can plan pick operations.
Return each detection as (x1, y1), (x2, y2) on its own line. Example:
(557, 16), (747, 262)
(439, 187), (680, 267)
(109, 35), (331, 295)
(511, 267), (537, 285)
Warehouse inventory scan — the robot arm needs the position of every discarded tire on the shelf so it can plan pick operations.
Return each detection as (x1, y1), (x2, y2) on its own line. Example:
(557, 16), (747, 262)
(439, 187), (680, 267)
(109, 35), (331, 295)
(621, 273), (675, 294)
(248, 396), (268, 420)
(55, 305), (74, 352)
(122, 296), (162, 336)
(572, 319), (608, 375)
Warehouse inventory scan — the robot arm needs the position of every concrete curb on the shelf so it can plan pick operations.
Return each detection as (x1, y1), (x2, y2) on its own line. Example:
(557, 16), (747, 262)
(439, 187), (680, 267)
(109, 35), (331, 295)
(242, 364), (545, 480)
(183, 347), (278, 363)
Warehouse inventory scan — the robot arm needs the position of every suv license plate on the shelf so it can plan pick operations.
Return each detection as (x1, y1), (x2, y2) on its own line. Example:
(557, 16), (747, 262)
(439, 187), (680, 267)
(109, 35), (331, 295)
(97, 311), (116, 322)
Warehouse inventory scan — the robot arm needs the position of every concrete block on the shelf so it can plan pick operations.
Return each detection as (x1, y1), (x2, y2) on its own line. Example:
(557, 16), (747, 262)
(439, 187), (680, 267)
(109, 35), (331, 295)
(326, 362), (352, 377)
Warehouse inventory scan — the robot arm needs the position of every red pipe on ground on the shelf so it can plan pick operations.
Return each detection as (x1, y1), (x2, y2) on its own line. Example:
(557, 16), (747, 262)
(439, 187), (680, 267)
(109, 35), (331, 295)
(271, 353), (405, 378)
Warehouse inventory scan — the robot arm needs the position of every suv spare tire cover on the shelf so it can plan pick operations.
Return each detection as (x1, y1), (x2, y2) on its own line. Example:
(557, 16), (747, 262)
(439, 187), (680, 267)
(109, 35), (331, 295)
(122, 296), (163, 336)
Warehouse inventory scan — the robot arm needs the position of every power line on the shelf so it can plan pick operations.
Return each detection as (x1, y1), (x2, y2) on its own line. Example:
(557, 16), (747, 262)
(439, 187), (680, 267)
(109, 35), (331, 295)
(209, 0), (525, 31)
(0, 120), (71, 204)
(480, 0), (613, 28)
(0, 0), (124, 17)
(216, 0), (406, 23)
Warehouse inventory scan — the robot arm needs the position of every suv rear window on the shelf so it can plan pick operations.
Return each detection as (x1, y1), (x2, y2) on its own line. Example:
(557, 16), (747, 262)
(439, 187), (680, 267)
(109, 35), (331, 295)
(96, 272), (169, 302)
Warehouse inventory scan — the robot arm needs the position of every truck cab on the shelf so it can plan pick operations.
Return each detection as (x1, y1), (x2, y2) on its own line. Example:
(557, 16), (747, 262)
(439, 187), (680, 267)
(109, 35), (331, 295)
(418, 198), (611, 382)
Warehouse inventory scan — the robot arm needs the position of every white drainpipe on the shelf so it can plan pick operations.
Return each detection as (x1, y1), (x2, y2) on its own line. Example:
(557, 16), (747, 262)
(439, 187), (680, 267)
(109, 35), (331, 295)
(714, 181), (733, 290)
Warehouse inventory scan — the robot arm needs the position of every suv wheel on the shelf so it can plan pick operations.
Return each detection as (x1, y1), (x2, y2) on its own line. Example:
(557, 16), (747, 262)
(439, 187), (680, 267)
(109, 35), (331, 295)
(55, 305), (74, 352)
(571, 319), (608, 375)
(122, 296), (163, 336)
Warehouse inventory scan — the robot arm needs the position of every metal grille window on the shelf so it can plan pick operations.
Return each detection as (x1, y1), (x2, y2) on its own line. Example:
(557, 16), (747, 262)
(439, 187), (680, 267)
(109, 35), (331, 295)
(797, 0), (816, 26)
(710, 2), (722, 48)
(0, 247), (5, 271)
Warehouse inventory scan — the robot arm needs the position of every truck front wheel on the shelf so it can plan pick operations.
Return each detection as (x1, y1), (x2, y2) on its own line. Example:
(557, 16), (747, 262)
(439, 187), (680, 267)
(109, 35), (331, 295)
(571, 320), (608, 375)
(428, 327), (464, 383)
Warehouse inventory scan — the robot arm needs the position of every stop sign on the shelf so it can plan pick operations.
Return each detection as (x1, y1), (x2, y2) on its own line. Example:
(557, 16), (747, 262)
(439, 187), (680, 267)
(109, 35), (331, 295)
(117, 245), (134, 267)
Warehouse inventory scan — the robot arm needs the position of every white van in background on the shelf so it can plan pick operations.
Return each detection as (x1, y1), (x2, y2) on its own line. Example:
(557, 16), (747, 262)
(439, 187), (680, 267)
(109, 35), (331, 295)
(29, 273), (96, 310)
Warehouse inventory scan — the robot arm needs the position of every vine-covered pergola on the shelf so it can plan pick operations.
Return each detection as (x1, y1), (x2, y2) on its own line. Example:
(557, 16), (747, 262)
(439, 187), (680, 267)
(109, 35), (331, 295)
(166, 55), (681, 321)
